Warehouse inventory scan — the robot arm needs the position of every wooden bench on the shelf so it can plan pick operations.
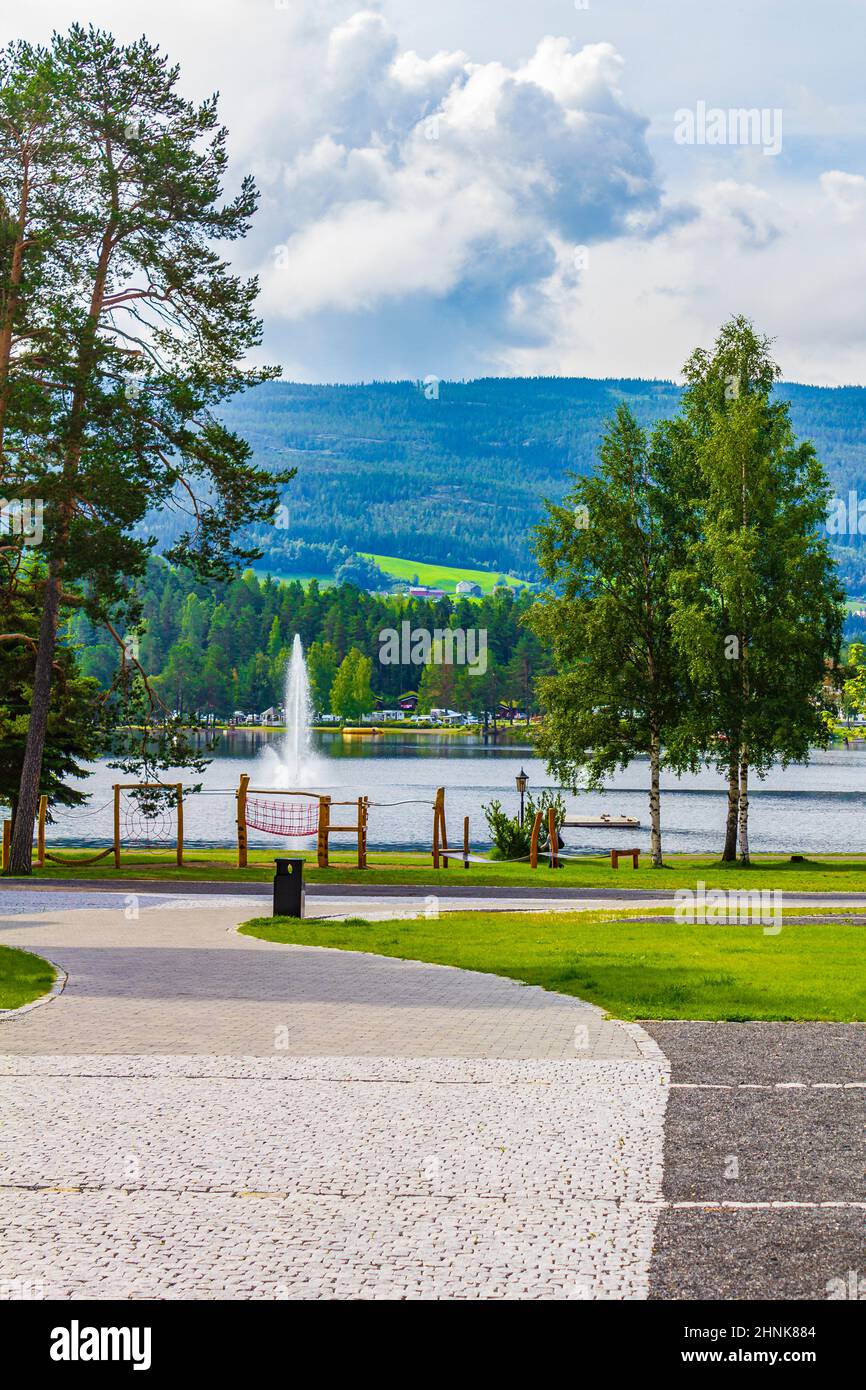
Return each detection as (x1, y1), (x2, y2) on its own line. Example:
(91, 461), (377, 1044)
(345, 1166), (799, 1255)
(610, 847), (640, 869)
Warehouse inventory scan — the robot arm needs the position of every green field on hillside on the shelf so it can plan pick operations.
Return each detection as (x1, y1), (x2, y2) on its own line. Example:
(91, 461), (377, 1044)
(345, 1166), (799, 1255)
(251, 567), (335, 589)
(362, 553), (525, 594)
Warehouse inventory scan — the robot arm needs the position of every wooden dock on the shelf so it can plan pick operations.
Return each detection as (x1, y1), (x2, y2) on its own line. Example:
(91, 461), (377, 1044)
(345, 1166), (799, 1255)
(563, 815), (641, 829)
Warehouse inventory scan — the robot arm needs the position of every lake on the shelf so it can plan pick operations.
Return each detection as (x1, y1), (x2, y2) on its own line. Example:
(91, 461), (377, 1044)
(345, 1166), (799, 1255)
(43, 732), (866, 856)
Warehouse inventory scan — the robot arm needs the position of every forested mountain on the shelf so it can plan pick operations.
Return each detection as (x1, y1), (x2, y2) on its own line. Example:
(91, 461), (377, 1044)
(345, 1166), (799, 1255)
(145, 377), (866, 587)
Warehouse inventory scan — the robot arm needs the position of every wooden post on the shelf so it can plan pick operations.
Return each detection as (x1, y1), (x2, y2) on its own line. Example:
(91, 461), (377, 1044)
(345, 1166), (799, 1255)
(357, 796), (368, 870)
(432, 787), (444, 869)
(37, 795), (47, 868)
(463, 815), (469, 869)
(439, 787), (449, 869)
(1, 819), (9, 871)
(113, 784), (121, 869)
(317, 795), (331, 869)
(236, 774), (250, 868)
(547, 807), (559, 869)
(529, 810), (543, 869)
(176, 784), (184, 867)
(610, 849), (619, 870)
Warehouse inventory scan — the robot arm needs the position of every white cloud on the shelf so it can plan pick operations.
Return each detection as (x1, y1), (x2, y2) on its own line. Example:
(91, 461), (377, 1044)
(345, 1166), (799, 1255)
(820, 170), (866, 222)
(5, 1), (864, 381)
(502, 175), (866, 385)
(258, 17), (664, 342)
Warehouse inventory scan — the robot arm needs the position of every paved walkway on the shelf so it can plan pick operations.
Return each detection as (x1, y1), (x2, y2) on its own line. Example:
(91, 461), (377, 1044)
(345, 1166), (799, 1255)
(4, 892), (860, 1300)
(0, 895), (642, 1057)
(0, 892), (669, 1300)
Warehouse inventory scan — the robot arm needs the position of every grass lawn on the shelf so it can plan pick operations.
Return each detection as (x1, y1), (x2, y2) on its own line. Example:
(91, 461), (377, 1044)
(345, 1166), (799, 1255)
(0, 944), (56, 1011)
(9, 847), (866, 892)
(239, 910), (866, 1022)
(361, 552), (525, 595)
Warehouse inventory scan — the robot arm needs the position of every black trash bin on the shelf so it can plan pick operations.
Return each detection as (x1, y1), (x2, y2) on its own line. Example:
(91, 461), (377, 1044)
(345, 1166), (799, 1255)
(273, 857), (305, 918)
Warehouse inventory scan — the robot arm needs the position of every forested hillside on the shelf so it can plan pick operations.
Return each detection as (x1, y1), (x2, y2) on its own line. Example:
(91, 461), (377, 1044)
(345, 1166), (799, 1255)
(143, 377), (866, 588)
(69, 565), (548, 718)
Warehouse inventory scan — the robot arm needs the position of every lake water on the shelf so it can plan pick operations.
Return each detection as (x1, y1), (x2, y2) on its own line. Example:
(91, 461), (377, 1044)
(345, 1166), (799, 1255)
(44, 732), (866, 856)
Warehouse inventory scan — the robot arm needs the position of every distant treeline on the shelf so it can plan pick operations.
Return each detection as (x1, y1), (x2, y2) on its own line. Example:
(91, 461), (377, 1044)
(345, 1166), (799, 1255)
(68, 561), (551, 717)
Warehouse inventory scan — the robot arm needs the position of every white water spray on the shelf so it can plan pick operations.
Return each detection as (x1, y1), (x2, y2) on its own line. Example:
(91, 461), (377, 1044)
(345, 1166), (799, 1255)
(284, 633), (314, 780)
(259, 633), (323, 787)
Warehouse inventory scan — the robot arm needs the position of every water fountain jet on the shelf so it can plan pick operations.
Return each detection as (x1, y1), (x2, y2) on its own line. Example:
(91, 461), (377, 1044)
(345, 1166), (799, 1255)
(259, 634), (323, 787)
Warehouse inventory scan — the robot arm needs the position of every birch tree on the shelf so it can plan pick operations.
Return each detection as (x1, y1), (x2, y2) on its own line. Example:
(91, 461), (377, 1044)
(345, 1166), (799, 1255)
(529, 405), (689, 866)
(669, 318), (844, 862)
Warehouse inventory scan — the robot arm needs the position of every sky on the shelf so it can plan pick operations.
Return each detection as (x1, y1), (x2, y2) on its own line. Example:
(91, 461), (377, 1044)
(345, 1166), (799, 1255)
(4, 0), (866, 384)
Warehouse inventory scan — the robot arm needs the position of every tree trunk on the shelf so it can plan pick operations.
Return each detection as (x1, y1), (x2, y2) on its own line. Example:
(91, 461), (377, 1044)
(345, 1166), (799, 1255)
(6, 226), (113, 874)
(737, 748), (750, 864)
(722, 752), (739, 860)
(0, 160), (32, 468)
(7, 568), (62, 874)
(649, 727), (663, 866)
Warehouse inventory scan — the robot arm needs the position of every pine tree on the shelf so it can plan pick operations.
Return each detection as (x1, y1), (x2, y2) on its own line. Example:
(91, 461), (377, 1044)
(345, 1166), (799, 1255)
(2, 27), (295, 871)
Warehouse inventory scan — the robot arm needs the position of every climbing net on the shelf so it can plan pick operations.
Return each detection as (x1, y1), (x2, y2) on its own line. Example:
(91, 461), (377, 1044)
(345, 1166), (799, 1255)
(245, 795), (320, 837)
(121, 791), (176, 848)
(35, 784), (183, 867)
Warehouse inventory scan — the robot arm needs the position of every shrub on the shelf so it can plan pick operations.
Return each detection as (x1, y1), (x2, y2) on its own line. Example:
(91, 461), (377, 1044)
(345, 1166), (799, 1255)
(482, 789), (566, 858)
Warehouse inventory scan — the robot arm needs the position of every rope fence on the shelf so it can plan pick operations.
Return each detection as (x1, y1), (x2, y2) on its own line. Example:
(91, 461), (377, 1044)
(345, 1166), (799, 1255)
(4, 778), (612, 875)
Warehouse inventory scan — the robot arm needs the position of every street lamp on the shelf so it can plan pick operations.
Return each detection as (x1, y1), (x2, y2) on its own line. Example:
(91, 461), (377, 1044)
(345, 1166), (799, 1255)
(515, 767), (528, 828)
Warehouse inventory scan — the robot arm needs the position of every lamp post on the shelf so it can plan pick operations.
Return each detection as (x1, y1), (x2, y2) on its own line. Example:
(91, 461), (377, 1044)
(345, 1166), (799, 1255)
(515, 767), (528, 828)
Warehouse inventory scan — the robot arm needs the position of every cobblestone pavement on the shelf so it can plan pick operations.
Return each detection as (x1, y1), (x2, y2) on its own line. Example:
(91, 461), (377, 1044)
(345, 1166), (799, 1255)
(0, 893), (669, 1299)
(0, 897), (642, 1057)
(645, 1023), (866, 1301)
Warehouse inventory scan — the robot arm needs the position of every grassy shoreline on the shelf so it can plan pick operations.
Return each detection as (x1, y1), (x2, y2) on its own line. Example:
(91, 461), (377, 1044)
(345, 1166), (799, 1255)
(5, 847), (866, 891)
(219, 722), (534, 738)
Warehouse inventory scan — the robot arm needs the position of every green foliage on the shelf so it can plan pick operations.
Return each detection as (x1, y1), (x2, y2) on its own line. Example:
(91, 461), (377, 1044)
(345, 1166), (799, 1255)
(481, 800), (529, 858)
(529, 403), (688, 862)
(68, 561), (549, 717)
(667, 316), (845, 859)
(0, 25), (294, 869)
(0, 574), (106, 814)
(333, 553), (389, 589)
(482, 788), (565, 858)
(529, 317), (845, 864)
(841, 641), (866, 720)
(330, 647), (374, 721)
(306, 640), (338, 715)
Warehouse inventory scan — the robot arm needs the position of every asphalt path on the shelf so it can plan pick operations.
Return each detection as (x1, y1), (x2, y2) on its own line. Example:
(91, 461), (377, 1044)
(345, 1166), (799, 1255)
(646, 1023), (866, 1300)
(5, 877), (866, 905)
